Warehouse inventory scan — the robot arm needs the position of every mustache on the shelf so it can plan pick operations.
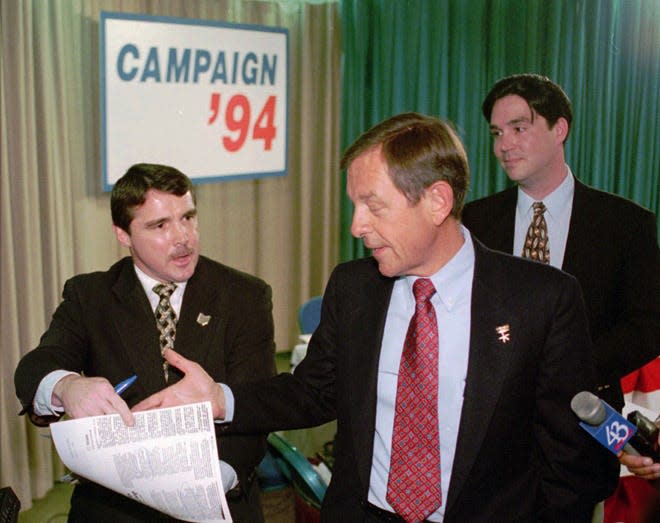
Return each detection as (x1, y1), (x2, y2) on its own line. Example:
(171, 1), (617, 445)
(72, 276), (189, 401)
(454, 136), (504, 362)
(171, 247), (193, 258)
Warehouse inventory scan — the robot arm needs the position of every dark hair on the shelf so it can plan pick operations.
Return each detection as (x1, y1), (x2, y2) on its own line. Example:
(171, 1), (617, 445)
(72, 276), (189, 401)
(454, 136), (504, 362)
(482, 74), (573, 140)
(340, 112), (470, 217)
(111, 163), (195, 233)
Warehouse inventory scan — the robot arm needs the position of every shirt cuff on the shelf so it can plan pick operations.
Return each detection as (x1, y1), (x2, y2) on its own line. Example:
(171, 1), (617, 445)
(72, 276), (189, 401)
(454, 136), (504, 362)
(219, 459), (239, 492)
(212, 383), (234, 423)
(34, 370), (80, 416)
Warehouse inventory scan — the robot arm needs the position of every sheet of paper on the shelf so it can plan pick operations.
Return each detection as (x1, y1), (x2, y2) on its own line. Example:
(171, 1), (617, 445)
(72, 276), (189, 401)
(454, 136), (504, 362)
(50, 401), (231, 522)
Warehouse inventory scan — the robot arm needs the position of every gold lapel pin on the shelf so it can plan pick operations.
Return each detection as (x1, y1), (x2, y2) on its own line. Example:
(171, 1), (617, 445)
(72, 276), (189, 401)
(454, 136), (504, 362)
(197, 313), (211, 326)
(495, 324), (510, 343)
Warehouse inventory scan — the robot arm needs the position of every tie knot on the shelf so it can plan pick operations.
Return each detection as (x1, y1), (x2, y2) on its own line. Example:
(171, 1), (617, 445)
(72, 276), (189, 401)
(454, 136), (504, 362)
(153, 283), (177, 299)
(532, 201), (546, 215)
(412, 278), (436, 303)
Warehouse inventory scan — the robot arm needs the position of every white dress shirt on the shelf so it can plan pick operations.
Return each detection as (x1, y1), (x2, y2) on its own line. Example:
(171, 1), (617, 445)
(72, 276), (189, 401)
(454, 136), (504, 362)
(33, 265), (187, 416)
(514, 168), (575, 269)
(32, 265), (238, 491)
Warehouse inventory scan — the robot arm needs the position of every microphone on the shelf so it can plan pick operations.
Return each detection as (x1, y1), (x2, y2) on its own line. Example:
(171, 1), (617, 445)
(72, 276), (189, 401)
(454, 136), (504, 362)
(627, 410), (660, 461)
(570, 391), (639, 455)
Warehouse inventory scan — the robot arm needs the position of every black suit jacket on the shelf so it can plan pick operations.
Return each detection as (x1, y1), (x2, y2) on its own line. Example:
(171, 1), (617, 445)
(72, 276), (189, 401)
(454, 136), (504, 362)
(15, 255), (275, 522)
(462, 178), (660, 410)
(228, 238), (619, 522)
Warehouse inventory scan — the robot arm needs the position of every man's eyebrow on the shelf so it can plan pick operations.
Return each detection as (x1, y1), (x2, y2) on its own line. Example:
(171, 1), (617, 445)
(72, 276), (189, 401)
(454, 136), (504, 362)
(144, 217), (169, 227)
(496, 116), (532, 127)
(360, 192), (383, 204)
(508, 116), (532, 125)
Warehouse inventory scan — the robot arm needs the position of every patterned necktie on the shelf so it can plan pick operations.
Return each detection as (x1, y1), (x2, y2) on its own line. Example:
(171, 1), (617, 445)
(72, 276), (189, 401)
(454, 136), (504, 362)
(153, 283), (177, 382)
(386, 278), (441, 523)
(522, 201), (550, 264)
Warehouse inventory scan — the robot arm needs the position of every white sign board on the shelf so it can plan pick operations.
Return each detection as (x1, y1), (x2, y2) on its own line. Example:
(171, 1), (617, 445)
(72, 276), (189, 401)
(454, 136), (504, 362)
(100, 12), (288, 190)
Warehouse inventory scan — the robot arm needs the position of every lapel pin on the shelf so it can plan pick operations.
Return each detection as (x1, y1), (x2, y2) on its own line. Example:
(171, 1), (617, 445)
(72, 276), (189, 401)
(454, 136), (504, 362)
(495, 324), (510, 343)
(197, 313), (211, 326)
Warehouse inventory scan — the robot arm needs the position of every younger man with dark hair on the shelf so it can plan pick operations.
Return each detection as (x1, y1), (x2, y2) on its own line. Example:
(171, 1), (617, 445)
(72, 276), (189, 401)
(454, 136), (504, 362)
(463, 74), (660, 411)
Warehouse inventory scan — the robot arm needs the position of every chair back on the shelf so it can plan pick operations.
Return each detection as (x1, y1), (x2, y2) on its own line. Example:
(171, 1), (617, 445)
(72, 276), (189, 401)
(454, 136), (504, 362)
(298, 296), (323, 334)
(266, 432), (327, 509)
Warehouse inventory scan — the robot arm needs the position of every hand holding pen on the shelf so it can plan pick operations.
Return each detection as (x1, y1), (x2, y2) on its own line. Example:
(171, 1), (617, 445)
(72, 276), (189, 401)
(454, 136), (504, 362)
(53, 374), (137, 426)
(59, 374), (138, 484)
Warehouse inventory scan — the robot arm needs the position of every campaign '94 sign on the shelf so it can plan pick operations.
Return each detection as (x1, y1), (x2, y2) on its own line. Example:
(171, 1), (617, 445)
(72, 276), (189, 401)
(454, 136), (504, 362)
(100, 12), (288, 190)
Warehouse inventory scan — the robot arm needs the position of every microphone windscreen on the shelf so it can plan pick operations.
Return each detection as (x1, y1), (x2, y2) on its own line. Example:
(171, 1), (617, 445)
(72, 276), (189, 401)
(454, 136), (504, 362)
(571, 391), (607, 425)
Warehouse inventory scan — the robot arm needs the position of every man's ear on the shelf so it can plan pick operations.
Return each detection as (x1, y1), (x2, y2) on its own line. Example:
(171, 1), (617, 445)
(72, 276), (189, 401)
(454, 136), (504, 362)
(426, 181), (454, 225)
(113, 225), (132, 249)
(553, 117), (569, 144)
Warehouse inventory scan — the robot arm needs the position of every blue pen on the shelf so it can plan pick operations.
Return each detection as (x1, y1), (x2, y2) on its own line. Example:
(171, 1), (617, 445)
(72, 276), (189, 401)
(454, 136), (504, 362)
(114, 374), (137, 396)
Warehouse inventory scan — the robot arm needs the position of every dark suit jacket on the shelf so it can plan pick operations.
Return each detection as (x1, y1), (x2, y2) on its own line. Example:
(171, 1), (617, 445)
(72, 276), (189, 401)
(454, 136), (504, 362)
(462, 179), (660, 410)
(228, 238), (619, 522)
(15, 255), (275, 522)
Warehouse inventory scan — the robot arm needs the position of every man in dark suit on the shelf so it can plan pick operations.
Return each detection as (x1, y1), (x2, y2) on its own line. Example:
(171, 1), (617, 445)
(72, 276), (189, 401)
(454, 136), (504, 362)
(14, 164), (275, 522)
(137, 114), (618, 522)
(462, 74), (660, 412)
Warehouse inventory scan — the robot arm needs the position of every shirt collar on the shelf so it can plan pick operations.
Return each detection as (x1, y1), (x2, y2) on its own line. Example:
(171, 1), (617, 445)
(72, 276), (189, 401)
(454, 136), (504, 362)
(516, 165), (575, 221)
(133, 264), (188, 299)
(403, 225), (475, 311)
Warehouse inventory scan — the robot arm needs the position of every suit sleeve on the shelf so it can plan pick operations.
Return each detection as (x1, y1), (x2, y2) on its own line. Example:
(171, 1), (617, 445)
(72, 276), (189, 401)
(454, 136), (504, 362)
(14, 277), (90, 425)
(215, 278), (277, 493)
(593, 209), (660, 381)
(228, 267), (341, 433)
(533, 275), (619, 521)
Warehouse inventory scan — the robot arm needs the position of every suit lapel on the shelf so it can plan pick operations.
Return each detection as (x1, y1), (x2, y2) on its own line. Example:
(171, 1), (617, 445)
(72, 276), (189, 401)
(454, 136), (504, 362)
(345, 265), (395, 493)
(111, 260), (165, 397)
(174, 257), (223, 370)
(562, 178), (595, 275)
(475, 187), (517, 254)
(494, 188), (517, 254)
(445, 242), (519, 512)
(110, 257), (222, 395)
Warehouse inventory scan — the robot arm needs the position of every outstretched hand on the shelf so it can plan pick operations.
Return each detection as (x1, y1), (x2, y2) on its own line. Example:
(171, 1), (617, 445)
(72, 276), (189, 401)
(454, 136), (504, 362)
(131, 349), (226, 419)
(53, 374), (134, 426)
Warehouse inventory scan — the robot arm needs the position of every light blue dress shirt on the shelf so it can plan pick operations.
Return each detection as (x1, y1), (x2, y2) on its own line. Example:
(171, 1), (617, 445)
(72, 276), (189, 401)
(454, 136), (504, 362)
(367, 226), (475, 522)
(224, 228), (475, 516)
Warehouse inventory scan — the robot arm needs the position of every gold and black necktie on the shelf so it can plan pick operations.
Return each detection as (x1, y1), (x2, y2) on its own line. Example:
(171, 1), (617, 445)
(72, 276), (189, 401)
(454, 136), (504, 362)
(522, 201), (550, 264)
(153, 283), (177, 381)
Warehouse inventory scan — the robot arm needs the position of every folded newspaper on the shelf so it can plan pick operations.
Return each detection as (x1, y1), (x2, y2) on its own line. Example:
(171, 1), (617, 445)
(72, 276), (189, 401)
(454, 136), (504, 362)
(50, 401), (231, 522)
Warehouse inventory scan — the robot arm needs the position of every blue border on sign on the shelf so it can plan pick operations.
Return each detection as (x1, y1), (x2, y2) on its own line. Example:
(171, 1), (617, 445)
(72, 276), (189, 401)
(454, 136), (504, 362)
(100, 11), (289, 192)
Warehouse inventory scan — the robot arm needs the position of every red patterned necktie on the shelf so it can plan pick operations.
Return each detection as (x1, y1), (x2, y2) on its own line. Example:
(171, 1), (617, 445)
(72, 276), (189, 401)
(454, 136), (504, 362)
(386, 278), (441, 523)
(522, 201), (550, 264)
(153, 283), (177, 382)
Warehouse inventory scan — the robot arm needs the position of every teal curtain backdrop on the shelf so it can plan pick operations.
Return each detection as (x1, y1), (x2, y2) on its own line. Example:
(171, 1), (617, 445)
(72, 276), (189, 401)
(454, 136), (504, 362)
(339, 0), (660, 261)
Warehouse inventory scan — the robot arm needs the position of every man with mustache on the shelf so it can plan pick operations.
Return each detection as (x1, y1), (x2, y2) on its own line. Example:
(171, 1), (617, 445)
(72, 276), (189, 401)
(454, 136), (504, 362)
(14, 163), (275, 522)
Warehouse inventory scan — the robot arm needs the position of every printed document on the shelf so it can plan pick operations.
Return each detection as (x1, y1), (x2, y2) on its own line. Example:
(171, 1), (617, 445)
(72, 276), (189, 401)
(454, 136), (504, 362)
(50, 401), (231, 522)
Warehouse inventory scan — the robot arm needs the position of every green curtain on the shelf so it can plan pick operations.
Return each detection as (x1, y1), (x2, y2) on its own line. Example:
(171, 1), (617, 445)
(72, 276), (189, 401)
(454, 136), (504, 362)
(339, 0), (660, 261)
